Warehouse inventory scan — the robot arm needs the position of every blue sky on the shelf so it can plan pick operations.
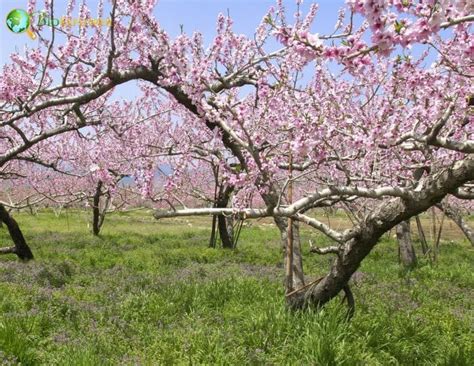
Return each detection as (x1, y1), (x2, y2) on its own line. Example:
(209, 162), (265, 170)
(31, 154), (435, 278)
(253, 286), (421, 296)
(0, 0), (346, 104)
(1, 0), (441, 105)
(1, 0), (345, 65)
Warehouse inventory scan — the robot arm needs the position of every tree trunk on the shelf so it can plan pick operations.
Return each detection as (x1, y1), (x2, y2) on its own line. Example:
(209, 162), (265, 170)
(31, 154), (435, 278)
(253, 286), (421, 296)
(226, 215), (234, 244)
(437, 203), (474, 246)
(209, 213), (218, 248)
(218, 213), (234, 248)
(0, 203), (34, 260)
(287, 157), (474, 311)
(216, 186), (234, 249)
(98, 192), (110, 230)
(92, 181), (103, 236)
(396, 220), (417, 268)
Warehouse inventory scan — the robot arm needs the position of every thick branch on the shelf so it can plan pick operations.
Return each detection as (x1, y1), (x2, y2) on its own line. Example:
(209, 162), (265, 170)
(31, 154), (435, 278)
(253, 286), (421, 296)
(289, 156), (474, 309)
(309, 240), (340, 255)
(294, 213), (344, 242)
(154, 207), (267, 220)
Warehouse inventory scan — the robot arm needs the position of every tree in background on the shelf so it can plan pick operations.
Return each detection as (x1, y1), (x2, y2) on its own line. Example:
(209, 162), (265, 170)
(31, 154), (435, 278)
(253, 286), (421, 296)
(0, 0), (472, 312)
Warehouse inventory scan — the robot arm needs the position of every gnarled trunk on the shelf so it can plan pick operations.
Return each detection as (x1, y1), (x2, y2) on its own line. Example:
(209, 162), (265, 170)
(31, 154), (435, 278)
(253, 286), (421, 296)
(287, 157), (474, 311)
(0, 203), (34, 261)
(396, 220), (417, 268)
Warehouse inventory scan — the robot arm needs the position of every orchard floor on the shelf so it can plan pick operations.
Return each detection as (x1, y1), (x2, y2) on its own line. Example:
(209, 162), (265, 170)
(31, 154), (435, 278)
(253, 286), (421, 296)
(0, 210), (473, 365)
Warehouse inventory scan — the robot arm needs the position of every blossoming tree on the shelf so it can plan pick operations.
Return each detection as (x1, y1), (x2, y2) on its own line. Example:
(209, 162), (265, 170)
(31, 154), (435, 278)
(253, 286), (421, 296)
(1, 0), (472, 311)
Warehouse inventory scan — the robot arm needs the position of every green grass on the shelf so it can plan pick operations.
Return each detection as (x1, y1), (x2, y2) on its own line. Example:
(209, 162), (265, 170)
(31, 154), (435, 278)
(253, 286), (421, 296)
(0, 210), (473, 365)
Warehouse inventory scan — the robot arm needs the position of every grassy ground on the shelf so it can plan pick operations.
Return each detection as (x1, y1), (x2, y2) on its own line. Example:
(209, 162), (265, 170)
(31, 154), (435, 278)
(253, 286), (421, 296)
(0, 209), (473, 365)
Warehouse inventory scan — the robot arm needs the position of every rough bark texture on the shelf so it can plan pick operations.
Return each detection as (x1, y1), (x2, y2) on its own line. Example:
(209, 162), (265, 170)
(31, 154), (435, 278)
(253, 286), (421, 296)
(437, 203), (474, 246)
(396, 220), (417, 268)
(0, 203), (34, 260)
(287, 157), (474, 310)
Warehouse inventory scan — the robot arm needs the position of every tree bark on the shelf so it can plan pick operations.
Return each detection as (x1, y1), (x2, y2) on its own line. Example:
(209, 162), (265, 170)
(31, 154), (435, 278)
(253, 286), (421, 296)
(216, 186), (234, 249)
(396, 220), (417, 268)
(226, 215), (234, 244)
(437, 202), (474, 246)
(91, 180), (109, 236)
(209, 213), (218, 248)
(287, 157), (474, 310)
(218, 213), (234, 248)
(0, 203), (34, 260)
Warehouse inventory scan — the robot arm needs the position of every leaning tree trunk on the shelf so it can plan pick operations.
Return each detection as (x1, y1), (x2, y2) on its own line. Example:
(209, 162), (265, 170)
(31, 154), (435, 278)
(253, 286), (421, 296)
(287, 157), (474, 311)
(396, 220), (417, 268)
(0, 203), (34, 260)
(437, 203), (474, 246)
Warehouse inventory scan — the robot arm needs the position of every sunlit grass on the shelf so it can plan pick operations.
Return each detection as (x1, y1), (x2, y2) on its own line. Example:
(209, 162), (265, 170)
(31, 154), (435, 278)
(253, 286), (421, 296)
(0, 210), (472, 365)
